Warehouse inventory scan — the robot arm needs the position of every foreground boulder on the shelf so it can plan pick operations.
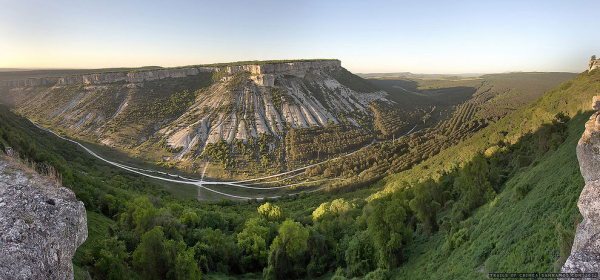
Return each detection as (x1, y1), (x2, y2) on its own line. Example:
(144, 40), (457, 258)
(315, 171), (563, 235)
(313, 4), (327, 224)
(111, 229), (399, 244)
(0, 157), (87, 280)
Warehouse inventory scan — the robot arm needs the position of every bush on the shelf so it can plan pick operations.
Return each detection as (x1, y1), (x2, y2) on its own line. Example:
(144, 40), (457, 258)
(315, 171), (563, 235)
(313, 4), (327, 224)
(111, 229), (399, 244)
(364, 268), (390, 280)
(512, 184), (530, 201)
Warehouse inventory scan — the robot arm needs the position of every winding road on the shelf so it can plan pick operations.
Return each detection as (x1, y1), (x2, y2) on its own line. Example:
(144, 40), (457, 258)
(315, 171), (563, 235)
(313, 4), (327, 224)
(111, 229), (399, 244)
(29, 119), (422, 200)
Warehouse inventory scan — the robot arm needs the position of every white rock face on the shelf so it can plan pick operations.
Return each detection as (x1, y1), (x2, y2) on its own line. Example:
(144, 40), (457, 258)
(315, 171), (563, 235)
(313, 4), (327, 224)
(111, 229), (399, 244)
(0, 157), (87, 280)
(156, 65), (390, 156)
(250, 74), (275, 87)
(225, 60), (341, 77)
(3, 60), (391, 161)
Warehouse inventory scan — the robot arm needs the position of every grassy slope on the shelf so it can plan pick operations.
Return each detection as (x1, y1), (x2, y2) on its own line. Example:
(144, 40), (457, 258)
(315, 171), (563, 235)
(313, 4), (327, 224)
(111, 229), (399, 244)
(74, 211), (116, 279)
(367, 70), (600, 278)
(378, 70), (599, 194)
(396, 112), (587, 279)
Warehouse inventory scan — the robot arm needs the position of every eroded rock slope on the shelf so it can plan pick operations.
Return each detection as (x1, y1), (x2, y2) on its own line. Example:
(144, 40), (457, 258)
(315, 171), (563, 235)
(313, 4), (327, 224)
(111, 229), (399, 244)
(1, 60), (391, 165)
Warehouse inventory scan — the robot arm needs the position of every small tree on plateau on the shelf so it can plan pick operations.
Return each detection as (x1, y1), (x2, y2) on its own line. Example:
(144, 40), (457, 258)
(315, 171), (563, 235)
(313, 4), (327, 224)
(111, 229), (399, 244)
(592, 55), (597, 60)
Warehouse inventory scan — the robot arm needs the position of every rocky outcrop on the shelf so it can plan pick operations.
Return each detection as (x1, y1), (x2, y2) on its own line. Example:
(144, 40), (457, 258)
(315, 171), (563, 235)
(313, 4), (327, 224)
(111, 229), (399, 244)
(562, 96), (600, 276)
(158, 65), (388, 154)
(225, 60), (341, 77)
(589, 59), (600, 72)
(0, 157), (87, 280)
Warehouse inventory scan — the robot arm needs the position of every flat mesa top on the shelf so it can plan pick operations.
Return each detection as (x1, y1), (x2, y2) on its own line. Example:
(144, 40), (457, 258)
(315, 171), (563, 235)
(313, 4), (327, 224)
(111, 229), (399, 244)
(74, 59), (341, 76)
(0, 59), (341, 81)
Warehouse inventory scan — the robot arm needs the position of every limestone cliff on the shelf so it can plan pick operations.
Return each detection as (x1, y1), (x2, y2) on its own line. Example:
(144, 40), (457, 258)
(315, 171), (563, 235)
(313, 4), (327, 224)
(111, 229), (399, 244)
(0, 60), (341, 88)
(0, 156), (87, 280)
(589, 59), (600, 72)
(0, 66), (220, 88)
(589, 58), (600, 72)
(1, 60), (391, 169)
(562, 96), (600, 275)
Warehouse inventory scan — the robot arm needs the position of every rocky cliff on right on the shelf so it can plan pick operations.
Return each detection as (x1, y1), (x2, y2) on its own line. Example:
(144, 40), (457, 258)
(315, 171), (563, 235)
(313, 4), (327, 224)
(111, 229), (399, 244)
(562, 96), (600, 275)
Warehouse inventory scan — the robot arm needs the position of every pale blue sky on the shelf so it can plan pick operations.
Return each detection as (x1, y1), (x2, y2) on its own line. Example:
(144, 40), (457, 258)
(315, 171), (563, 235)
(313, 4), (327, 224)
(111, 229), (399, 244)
(1, 0), (599, 73)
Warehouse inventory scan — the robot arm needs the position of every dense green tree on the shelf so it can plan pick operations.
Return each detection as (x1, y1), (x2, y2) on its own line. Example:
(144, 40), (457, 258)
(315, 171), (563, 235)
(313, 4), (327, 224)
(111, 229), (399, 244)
(258, 202), (284, 222)
(237, 218), (271, 268)
(313, 198), (355, 222)
(132, 226), (168, 279)
(263, 245), (289, 280)
(345, 231), (377, 277)
(366, 199), (411, 269)
(264, 219), (309, 279)
(121, 197), (158, 234)
(193, 228), (232, 273)
(453, 154), (496, 212)
(164, 239), (201, 280)
(409, 179), (441, 236)
(98, 193), (119, 217)
(172, 246), (202, 280)
(180, 210), (200, 229)
(275, 219), (309, 257)
(92, 236), (132, 280)
(306, 228), (330, 278)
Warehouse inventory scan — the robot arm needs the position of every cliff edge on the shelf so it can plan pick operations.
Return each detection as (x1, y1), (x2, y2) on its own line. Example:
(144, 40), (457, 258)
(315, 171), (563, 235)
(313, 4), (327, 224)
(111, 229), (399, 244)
(0, 156), (87, 280)
(589, 58), (600, 72)
(0, 60), (341, 88)
(562, 96), (600, 275)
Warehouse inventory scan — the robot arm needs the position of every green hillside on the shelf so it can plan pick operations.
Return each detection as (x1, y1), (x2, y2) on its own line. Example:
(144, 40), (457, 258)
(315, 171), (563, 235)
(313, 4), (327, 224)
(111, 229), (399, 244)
(366, 69), (599, 278)
(396, 111), (586, 278)
(380, 70), (597, 191)
(308, 72), (576, 193)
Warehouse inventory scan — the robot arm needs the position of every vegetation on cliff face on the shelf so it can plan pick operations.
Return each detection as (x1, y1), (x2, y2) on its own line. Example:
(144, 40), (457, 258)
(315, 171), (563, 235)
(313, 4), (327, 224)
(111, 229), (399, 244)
(287, 125), (372, 161)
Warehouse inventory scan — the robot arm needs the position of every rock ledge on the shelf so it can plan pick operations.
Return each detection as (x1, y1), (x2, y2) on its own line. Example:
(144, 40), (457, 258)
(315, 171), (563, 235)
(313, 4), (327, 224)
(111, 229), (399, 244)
(0, 157), (87, 280)
(562, 96), (600, 277)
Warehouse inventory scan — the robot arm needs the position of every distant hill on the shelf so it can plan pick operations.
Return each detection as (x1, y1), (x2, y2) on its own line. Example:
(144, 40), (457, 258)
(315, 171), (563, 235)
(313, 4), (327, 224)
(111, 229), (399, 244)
(357, 72), (486, 78)
(0, 66), (163, 81)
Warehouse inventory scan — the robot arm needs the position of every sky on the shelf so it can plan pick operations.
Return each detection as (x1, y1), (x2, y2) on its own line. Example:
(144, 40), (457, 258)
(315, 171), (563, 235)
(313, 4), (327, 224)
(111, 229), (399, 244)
(1, 0), (600, 74)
